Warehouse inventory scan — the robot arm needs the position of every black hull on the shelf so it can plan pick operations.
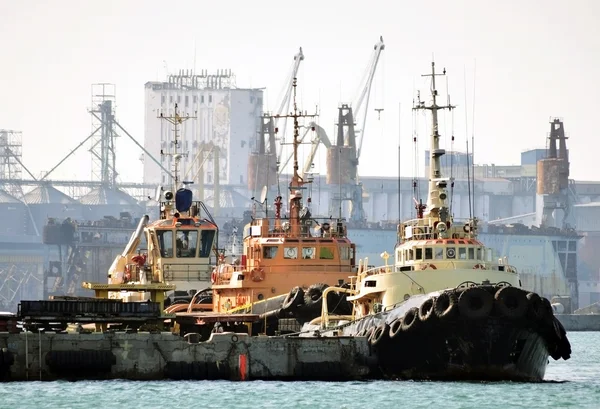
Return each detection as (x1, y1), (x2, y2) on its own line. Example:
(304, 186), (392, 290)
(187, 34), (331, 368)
(357, 285), (572, 382)
(375, 317), (550, 381)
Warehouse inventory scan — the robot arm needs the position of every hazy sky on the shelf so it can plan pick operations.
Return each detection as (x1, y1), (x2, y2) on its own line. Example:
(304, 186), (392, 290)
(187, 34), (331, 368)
(0, 0), (598, 185)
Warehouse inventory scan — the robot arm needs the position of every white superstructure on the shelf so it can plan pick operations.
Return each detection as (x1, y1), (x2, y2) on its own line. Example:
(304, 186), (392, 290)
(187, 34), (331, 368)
(143, 70), (263, 188)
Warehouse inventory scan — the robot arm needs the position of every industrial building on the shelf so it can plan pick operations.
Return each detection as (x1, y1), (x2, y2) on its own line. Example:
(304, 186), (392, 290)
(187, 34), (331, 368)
(143, 70), (264, 190)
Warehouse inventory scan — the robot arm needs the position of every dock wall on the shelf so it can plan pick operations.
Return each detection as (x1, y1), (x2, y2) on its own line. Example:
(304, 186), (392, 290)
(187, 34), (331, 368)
(0, 332), (375, 381)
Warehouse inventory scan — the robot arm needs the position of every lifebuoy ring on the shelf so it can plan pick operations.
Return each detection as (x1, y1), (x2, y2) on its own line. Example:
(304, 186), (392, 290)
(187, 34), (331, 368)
(463, 224), (471, 233)
(210, 269), (218, 284)
(473, 263), (486, 270)
(422, 263), (437, 270)
(250, 268), (265, 282)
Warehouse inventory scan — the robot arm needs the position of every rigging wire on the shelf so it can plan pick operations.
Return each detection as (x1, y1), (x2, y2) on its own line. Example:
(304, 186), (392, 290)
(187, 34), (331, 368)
(464, 65), (472, 220)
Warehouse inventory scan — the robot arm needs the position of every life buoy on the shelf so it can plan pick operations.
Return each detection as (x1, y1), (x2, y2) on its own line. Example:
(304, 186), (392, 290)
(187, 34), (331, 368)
(473, 263), (486, 270)
(250, 268), (265, 282)
(463, 224), (471, 233)
(422, 263), (437, 270)
(210, 268), (218, 284)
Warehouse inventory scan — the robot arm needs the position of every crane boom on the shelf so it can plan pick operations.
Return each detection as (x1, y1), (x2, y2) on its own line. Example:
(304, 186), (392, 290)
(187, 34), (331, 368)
(354, 36), (385, 161)
(302, 122), (332, 178)
(275, 47), (305, 163)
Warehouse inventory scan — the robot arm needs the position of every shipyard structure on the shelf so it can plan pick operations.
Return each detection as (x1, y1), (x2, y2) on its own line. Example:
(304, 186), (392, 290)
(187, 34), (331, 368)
(1, 58), (600, 314)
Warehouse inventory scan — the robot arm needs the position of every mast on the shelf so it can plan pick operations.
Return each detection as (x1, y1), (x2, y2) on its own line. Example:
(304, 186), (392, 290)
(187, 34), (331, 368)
(159, 103), (196, 192)
(274, 78), (317, 236)
(413, 62), (455, 221)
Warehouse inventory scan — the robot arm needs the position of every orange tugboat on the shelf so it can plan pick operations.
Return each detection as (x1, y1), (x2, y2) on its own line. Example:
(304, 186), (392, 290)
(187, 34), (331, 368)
(209, 78), (356, 315)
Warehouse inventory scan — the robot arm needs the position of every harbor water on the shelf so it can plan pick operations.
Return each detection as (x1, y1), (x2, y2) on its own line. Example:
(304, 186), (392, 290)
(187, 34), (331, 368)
(0, 332), (597, 409)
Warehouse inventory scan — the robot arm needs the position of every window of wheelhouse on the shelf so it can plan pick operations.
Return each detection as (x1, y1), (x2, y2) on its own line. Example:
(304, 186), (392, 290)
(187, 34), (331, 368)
(320, 247), (334, 260)
(199, 230), (215, 257)
(415, 248), (422, 260)
(302, 247), (316, 259)
(156, 230), (173, 258)
(424, 247), (433, 260)
(176, 230), (198, 258)
(263, 246), (278, 259)
(434, 247), (443, 260)
(340, 246), (351, 260)
(468, 247), (475, 260)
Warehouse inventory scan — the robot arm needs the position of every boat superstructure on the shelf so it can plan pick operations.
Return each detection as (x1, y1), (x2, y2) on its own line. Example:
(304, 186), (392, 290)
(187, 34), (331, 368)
(348, 62), (520, 315)
(106, 103), (219, 301)
(209, 78), (356, 312)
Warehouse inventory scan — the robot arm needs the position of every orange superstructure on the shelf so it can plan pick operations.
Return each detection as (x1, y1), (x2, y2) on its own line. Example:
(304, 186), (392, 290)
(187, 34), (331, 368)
(210, 78), (356, 312)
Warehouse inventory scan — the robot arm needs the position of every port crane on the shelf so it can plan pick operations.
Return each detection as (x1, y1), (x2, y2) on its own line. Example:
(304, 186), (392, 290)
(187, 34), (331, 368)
(327, 36), (385, 224)
(274, 47), (305, 165)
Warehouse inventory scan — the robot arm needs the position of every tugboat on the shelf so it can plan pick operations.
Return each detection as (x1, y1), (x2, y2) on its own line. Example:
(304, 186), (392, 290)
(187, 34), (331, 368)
(103, 103), (219, 306)
(310, 62), (572, 382)
(200, 78), (355, 331)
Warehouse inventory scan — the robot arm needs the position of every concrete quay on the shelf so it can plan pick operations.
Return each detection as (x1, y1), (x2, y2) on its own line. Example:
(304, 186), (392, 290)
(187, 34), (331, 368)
(0, 331), (375, 382)
(556, 314), (600, 331)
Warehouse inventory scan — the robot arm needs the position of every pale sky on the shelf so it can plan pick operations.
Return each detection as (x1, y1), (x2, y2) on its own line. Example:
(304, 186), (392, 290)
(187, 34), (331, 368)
(1, 0), (598, 186)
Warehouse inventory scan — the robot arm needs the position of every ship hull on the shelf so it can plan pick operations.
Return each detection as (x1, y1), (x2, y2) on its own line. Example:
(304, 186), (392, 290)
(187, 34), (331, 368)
(374, 316), (551, 382)
(302, 284), (571, 382)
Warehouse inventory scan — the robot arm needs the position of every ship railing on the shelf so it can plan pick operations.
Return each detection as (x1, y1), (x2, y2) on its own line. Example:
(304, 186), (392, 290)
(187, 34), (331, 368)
(351, 261), (518, 280)
(162, 263), (212, 282)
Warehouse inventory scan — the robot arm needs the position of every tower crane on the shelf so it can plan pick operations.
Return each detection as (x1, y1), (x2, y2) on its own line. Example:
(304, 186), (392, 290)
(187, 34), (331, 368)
(327, 36), (385, 224)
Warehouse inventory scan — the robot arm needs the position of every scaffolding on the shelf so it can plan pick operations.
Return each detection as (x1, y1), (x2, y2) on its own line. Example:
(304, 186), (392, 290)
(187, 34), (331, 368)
(0, 130), (25, 198)
(90, 84), (118, 187)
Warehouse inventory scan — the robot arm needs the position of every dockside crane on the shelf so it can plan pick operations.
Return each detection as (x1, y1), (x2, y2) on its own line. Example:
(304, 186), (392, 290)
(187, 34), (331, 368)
(327, 36), (385, 224)
(248, 47), (304, 193)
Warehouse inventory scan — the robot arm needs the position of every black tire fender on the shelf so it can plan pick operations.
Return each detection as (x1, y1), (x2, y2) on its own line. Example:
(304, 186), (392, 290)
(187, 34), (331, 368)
(389, 318), (403, 339)
(458, 287), (494, 319)
(434, 291), (458, 319)
(526, 292), (548, 321)
(282, 286), (305, 311)
(401, 307), (421, 332)
(369, 323), (389, 346)
(418, 297), (437, 322)
(304, 283), (329, 306)
(494, 286), (528, 319)
(364, 326), (376, 340)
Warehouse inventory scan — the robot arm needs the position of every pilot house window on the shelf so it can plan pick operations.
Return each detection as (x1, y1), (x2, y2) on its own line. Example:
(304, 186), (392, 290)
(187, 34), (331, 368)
(302, 247), (316, 259)
(176, 230), (197, 258)
(320, 247), (334, 260)
(424, 248), (433, 260)
(284, 247), (298, 259)
(263, 246), (278, 259)
(340, 247), (351, 260)
(156, 230), (173, 258)
(434, 248), (444, 260)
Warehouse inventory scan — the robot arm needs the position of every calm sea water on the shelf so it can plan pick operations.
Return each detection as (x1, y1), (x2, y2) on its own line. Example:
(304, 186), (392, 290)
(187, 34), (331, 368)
(1, 332), (598, 409)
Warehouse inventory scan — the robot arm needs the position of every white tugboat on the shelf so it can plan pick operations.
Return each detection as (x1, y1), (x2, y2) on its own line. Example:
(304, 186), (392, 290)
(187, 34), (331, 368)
(309, 61), (572, 382)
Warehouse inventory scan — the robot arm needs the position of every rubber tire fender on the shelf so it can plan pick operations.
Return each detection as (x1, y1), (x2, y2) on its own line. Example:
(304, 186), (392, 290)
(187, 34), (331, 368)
(526, 292), (548, 321)
(304, 283), (329, 306)
(401, 307), (421, 332)
(418, 297), (437, 322)
(458, 287), (494, 319)
(364, 326), (376, 340)
(494, 286), (528, 319)
(369, 323), (389, 346)
(282, 286), (305, 311)
(433, 291), (458, 319)
(389, 317), (403, 339)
